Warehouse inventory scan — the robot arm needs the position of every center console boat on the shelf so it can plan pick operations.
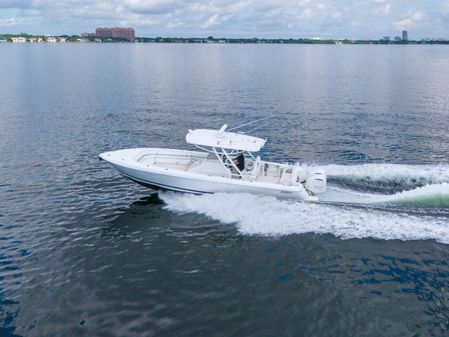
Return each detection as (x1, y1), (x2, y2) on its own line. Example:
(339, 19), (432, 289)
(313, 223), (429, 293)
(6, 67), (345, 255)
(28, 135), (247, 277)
(99, 124), (326, 201)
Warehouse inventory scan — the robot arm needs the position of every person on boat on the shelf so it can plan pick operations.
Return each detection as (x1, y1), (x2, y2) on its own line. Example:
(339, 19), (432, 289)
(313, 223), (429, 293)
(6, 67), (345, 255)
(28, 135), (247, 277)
(233, 152), (245, 172)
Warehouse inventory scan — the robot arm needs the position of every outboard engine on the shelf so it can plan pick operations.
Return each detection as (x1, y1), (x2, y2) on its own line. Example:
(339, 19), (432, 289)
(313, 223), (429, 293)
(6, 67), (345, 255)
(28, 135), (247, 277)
(291, 165), (307, 185)
(305, 169), (327, 195)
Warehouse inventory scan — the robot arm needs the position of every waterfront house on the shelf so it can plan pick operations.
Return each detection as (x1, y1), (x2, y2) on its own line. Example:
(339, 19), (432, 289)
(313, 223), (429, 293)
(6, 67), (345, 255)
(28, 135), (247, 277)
(11, 37), (27, 43)
(47, 37), (57, 43)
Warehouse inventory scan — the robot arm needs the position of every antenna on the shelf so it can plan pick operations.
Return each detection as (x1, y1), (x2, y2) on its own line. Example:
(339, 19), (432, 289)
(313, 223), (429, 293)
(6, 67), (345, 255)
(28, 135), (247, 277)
(241, 125), (265, 134)
(228, 118), (270, 133)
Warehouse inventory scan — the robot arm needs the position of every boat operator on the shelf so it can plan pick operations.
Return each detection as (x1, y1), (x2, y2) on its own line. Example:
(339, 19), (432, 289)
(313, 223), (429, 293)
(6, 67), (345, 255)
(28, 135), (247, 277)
(232, 152), (245, 172)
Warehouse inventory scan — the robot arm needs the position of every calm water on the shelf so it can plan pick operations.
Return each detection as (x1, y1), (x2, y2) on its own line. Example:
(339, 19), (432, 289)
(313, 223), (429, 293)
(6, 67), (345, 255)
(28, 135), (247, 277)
(1, 44), (449, 337)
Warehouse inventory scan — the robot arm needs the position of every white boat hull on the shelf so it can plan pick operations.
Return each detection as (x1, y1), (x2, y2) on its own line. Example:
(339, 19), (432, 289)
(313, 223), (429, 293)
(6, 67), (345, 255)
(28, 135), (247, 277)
(99, 148), (320, 201)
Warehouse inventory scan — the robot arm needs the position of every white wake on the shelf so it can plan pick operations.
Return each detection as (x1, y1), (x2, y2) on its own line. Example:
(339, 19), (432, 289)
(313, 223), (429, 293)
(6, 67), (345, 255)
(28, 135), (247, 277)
(321, 183), (449, 207)
(160, 164), (449, 243)
(322, 163), (449, 186)
(161, 190), (449, 244)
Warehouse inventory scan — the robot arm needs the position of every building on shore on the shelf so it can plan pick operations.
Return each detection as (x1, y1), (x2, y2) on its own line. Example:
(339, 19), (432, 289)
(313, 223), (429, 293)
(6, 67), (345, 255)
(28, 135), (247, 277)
(11, 37), (27, 43)
(95, 27), (135, 42)
(402, 30), (408, 41)
(81, 32), (95, 38)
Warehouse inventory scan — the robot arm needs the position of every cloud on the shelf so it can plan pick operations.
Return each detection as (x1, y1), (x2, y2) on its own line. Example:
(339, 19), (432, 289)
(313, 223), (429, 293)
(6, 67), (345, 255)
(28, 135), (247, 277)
(393, 10), (424, 30)
(0, 0), (31, 9)
(201, 13), (220, 28)
(0, 18), (21, 26)
(0, 0), (447, 39)
(124, 0), (181, 15)
(374, 3), (391, 16)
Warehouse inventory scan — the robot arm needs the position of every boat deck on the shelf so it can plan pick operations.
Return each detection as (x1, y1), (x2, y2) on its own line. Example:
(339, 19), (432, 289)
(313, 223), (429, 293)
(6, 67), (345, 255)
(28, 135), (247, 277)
(140, 155), (294, 185)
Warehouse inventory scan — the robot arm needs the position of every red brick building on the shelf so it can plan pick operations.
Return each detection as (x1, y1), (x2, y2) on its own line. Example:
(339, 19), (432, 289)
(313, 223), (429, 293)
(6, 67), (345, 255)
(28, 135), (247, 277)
(95, 28), (135, 42)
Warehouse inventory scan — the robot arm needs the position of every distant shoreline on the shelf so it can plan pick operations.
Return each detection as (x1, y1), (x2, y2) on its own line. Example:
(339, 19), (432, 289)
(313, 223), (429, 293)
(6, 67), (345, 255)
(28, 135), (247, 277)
(1, 34), (449, 45)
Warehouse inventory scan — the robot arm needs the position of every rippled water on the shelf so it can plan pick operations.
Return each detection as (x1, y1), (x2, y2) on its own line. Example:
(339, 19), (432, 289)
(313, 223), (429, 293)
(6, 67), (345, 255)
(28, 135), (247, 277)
(0, 44), (449, 336)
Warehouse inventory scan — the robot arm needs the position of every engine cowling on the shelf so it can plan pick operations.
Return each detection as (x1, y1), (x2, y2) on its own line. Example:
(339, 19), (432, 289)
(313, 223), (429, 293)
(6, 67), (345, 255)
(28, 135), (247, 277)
(291, 165), (307, 185)
(305, 169), (327, 195)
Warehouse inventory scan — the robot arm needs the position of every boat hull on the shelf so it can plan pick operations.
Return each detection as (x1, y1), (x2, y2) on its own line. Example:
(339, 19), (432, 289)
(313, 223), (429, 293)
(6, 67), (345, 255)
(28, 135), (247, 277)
(99, 148), (316, 201)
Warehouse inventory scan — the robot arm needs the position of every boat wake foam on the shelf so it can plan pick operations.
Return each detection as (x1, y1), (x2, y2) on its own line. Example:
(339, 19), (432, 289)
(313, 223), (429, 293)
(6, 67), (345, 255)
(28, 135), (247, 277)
(321, 183), (449, 208)
(160, 163), (449, 243)
(160, 187), (449, 244)
(318, 163), (449, 193)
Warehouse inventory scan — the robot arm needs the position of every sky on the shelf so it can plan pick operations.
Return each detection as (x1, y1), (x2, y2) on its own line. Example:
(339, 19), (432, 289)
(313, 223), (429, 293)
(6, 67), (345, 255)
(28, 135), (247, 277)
(1, 0), (449, 39)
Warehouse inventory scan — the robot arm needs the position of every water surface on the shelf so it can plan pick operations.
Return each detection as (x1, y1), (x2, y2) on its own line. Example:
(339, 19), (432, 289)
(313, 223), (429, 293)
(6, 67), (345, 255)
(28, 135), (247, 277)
(0, 44), (448, 336)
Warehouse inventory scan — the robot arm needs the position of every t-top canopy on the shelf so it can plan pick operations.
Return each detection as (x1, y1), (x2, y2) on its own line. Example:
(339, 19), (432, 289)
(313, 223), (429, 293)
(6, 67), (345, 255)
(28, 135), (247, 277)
(186, 124), (266, 152)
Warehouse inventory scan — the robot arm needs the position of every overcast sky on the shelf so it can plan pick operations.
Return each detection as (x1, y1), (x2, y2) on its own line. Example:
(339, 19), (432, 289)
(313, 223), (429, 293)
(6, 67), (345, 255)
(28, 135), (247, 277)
(1, 0), (449, 39)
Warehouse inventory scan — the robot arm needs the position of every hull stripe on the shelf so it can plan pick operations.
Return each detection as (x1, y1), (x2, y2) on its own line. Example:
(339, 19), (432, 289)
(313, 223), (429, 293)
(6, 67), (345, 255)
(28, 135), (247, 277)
(121, 173), (209, 194)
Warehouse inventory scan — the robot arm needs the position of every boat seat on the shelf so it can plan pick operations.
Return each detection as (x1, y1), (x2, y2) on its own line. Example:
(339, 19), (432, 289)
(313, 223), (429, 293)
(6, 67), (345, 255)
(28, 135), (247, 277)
(246, 156), (261, 180)
(279, 171), (293, 185)
(265, 164), (279, 177)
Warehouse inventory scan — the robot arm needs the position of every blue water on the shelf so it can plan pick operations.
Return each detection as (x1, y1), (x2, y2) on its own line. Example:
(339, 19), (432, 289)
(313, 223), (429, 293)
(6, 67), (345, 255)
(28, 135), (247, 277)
(0, 44), (448, 336)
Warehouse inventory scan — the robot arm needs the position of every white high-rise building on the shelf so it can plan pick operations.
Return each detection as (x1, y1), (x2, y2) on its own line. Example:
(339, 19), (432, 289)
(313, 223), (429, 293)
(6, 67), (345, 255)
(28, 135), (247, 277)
(402, 30), (408, 41)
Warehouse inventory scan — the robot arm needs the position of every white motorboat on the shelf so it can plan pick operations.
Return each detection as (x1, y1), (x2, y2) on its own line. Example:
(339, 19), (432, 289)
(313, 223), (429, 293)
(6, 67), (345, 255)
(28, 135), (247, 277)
(99, 124), (326, 201)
